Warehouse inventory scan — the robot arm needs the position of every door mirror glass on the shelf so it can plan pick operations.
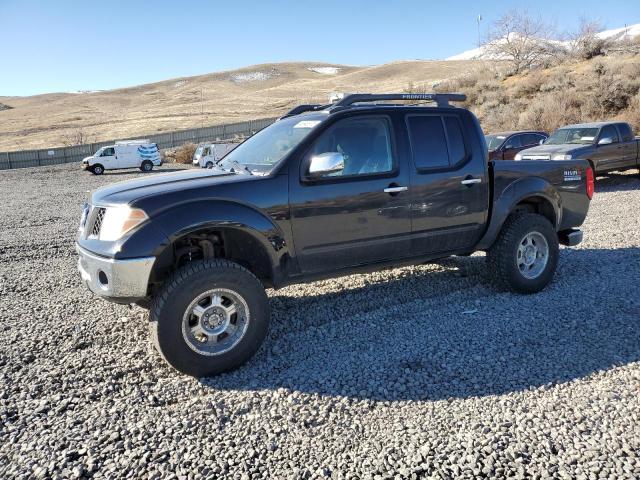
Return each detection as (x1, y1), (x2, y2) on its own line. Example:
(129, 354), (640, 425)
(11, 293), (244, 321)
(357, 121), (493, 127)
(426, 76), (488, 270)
(308, 152), (344, 178)
(598, 137), (613, 146)
(539, 138), (545, 145)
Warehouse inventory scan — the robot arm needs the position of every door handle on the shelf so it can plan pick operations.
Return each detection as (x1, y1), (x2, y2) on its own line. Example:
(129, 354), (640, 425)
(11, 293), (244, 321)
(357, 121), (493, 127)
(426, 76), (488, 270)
(461, 177), (482, 185)
(383, 186), (408, 193)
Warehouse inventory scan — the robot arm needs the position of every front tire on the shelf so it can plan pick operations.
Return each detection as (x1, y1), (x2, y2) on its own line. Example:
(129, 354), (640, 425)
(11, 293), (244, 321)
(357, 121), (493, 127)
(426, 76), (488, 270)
(205, 161), (214, 169)
(487, 213), (559, 294)
(149, 259), (270, 377)
(141, 161), (153, 172)
(91, 164), (104, 175)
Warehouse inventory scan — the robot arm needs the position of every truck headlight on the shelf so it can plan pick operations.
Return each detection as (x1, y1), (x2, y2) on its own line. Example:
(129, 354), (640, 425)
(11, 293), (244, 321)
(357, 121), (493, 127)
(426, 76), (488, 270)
(99, 206), (148, 241)
(551, 154), (572, 160)
(514, 152), (523, 160)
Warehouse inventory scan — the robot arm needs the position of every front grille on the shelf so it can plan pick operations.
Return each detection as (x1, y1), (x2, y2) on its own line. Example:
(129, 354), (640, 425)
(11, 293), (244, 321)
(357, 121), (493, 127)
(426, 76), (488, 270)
(91, 208), (106, 236)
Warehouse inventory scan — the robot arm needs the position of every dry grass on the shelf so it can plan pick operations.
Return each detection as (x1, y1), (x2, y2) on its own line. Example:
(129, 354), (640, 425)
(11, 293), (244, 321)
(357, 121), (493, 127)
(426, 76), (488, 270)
(434, 53), (640, 133)
(164, 143), (197, 164)
(0, 60), (477, 151)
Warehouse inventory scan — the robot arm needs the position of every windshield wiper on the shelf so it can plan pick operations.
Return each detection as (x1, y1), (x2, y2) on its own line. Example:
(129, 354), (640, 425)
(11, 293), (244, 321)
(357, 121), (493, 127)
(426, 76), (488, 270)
(221, 158), (253, 175)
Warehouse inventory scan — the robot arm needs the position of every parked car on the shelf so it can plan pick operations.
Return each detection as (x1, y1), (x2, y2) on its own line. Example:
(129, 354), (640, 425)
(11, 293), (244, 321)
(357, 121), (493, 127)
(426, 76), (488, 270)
(193, 143), (239, 168)
(485, 131), (548, 160)
(76, 92), (593, 377)
(515, 122), (640, 175)
(82, 140), (161, 175)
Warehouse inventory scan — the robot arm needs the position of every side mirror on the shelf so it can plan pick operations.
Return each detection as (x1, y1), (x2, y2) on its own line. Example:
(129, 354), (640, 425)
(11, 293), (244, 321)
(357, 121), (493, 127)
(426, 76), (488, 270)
(598, 137), (613, 146)
(308, 152), (344, 178)
(539, 139), (545, 145)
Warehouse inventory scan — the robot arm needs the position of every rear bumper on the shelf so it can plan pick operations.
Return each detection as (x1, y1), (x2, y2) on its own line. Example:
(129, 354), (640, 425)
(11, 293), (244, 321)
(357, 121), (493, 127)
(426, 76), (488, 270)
(76, 244), (155, 303)
(558, 229), (583, 247)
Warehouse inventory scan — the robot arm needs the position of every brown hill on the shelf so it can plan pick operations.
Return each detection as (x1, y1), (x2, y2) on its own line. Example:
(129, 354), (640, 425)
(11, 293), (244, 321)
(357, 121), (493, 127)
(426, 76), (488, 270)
(0, 60), (477, 151)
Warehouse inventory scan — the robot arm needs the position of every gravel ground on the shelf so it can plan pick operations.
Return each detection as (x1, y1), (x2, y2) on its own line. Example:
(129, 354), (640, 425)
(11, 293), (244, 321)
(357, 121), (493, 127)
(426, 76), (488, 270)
(1, 163), (639, 479)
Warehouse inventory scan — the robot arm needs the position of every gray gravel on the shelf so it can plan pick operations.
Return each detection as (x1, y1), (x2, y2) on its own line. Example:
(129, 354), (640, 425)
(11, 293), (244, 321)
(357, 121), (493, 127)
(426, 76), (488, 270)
(1, 163), (639, 479)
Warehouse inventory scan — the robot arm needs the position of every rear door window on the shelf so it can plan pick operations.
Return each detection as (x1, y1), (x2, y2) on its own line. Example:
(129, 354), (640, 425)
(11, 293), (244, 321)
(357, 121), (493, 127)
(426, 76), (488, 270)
(407, 115), (467, 170)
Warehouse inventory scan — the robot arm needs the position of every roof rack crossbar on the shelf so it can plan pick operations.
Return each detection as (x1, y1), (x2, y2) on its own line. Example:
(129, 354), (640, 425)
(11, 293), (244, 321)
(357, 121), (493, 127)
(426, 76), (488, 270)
(331, 93), (466, 108)
(280, 103), (331, 119)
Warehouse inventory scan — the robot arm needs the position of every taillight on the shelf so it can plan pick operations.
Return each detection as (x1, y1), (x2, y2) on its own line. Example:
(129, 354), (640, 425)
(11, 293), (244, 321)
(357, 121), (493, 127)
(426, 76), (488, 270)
(586, 167), (594, 200)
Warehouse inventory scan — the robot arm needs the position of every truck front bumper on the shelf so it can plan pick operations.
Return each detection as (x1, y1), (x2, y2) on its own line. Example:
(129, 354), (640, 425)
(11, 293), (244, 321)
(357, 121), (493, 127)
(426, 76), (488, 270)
(76, 244), (155, 303)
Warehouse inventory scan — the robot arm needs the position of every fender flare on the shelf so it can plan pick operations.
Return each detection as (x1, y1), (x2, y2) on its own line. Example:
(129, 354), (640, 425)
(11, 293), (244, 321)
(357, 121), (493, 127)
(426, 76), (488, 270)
(476, 176), (561, 250)
(151, 200), (291, 284)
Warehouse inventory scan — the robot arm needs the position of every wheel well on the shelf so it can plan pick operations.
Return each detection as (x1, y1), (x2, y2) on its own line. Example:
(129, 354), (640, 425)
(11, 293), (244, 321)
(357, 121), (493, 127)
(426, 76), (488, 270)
(150, 227), (273, 291)
(512, 196), (557, 227)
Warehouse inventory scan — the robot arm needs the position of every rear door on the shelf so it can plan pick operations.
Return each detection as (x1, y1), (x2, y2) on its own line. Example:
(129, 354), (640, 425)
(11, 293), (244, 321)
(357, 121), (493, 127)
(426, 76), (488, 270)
(289, 114), (411, 274)
(406, 112), (488, 255)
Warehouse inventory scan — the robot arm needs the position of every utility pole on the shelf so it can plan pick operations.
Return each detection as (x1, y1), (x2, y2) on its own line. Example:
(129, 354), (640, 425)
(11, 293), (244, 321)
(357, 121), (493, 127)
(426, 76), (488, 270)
(477, 14), (483, 48)
(200, 88), (204, 129)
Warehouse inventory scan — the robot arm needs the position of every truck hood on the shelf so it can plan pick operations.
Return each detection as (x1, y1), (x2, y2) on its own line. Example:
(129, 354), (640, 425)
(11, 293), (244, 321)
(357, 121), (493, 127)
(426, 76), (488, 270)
(91, 168), (242, 206)
(520, 144), (590, 158)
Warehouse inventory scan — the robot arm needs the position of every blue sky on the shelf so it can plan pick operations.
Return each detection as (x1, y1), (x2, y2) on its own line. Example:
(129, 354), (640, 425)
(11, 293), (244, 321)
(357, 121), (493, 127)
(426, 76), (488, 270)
(1, 0), (639, 96)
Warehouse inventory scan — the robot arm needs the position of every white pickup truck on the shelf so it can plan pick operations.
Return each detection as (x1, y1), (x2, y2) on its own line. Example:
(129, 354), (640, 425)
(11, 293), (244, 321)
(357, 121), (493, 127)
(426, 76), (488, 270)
(193, 143), (238, 168)
(82, 140), (162, 175)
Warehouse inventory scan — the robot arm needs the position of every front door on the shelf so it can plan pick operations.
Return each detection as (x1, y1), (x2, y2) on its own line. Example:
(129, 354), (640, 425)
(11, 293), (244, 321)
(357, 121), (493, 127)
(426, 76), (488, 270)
(289, 115), (411, 274)
(593, 124), (622, 172)
(501, 134), (523, 160)
(406, 114), (488, 255)
(99, 147), (117, 169)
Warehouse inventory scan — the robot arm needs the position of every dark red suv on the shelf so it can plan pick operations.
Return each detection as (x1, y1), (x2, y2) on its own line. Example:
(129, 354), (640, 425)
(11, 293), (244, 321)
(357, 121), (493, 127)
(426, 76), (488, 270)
(485, 131), (548, 160)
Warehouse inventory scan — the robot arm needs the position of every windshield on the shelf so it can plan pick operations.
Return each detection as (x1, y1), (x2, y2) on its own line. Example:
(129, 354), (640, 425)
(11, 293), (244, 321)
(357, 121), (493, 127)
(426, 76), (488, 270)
(485, 134), (506, 150)
(194, 145), (205, 160)
(546, 128), (599, 145)
(219, 115), (324, 175)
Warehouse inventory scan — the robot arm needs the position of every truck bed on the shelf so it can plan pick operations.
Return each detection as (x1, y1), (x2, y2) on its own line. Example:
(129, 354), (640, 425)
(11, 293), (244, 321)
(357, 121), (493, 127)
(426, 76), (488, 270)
(490, 159), (591, 231)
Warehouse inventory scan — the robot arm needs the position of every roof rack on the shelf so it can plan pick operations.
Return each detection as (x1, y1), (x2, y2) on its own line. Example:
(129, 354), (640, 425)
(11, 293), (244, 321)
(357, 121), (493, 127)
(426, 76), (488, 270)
(331, 93), (466, 109)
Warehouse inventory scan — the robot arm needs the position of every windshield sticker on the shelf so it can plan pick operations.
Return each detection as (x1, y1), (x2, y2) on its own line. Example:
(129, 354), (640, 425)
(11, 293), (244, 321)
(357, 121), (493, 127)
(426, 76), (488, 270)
(294, 120), (321, 129)
(580, 136), (595, 141)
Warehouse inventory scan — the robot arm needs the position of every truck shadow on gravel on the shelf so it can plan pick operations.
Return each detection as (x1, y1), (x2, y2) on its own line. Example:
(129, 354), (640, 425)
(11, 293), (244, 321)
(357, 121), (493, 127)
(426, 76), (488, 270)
(595, 172), (640, 192)
(201, 247), (640, 401)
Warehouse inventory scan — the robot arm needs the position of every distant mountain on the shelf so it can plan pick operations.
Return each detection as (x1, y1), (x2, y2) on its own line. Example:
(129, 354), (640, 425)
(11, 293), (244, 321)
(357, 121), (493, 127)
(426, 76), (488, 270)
(447, 22), (640, 60)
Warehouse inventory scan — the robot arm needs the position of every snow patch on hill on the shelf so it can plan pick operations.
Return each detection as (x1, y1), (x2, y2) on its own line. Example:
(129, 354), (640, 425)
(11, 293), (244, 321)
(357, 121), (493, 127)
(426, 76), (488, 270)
(308, 67), (341, 75)
(230, 71), (278, 83)
(447, 22), (640, 60)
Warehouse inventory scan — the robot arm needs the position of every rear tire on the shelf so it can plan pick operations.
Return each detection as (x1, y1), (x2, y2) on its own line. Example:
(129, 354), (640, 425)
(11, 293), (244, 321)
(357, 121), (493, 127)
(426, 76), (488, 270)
(487, 213), (559, 294)
(91, 164), (104, 175)
(141, 161), (153, 172)
(149, 259), (270, 377)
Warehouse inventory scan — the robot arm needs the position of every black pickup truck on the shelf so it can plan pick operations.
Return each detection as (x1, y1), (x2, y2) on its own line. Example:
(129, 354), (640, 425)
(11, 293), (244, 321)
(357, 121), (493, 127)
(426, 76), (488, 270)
(76, 93), (593, 377)
(515, 121), (640, 175)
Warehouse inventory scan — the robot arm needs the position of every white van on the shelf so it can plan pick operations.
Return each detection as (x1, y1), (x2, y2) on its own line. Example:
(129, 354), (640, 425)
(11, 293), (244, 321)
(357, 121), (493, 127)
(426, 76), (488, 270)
(193, 143), (238, 168)
(82, 140), (162, 175)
